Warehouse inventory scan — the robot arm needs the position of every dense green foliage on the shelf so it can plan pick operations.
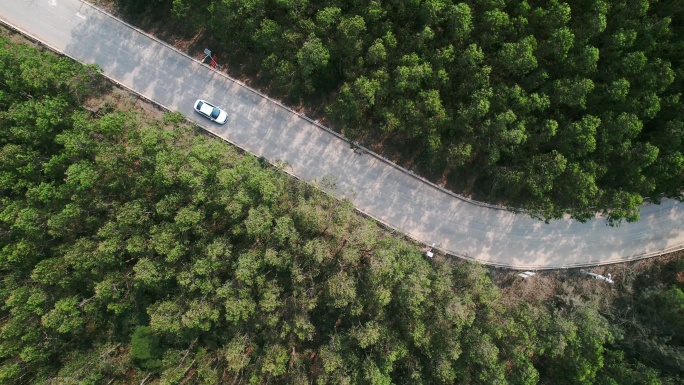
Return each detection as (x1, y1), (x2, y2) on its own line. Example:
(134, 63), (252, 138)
(120, 0), (684, 222)
(1, 34), (684, 384)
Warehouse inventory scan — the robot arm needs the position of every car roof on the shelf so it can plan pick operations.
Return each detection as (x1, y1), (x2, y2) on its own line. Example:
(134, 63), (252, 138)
(199, 102), (215, 116)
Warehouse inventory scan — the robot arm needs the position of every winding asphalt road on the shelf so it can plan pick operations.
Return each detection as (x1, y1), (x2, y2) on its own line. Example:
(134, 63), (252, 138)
(2, 0), (683, 269)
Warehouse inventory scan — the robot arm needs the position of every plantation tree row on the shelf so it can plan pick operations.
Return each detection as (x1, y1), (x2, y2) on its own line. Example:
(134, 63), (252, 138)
(117, 0), (684, 222)
(2, 34), (684, 384)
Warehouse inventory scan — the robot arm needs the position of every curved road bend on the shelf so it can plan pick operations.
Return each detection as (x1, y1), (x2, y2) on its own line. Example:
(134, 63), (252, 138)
(1, 0), (683, 269)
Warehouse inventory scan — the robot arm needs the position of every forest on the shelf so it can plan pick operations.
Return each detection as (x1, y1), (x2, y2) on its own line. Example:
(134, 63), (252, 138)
(112, 0), (684, 223)
(2, 31), (684, 384)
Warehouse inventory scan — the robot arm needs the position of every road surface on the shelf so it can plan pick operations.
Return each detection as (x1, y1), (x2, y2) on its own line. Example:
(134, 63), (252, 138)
(1, 0), (683, 269)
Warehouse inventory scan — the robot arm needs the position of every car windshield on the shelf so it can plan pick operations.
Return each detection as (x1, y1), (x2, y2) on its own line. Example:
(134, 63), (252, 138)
(211, 108), (220, 119)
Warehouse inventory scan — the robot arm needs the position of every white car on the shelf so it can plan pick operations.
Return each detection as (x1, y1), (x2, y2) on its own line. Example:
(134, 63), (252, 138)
(194, 99), (228, 124)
